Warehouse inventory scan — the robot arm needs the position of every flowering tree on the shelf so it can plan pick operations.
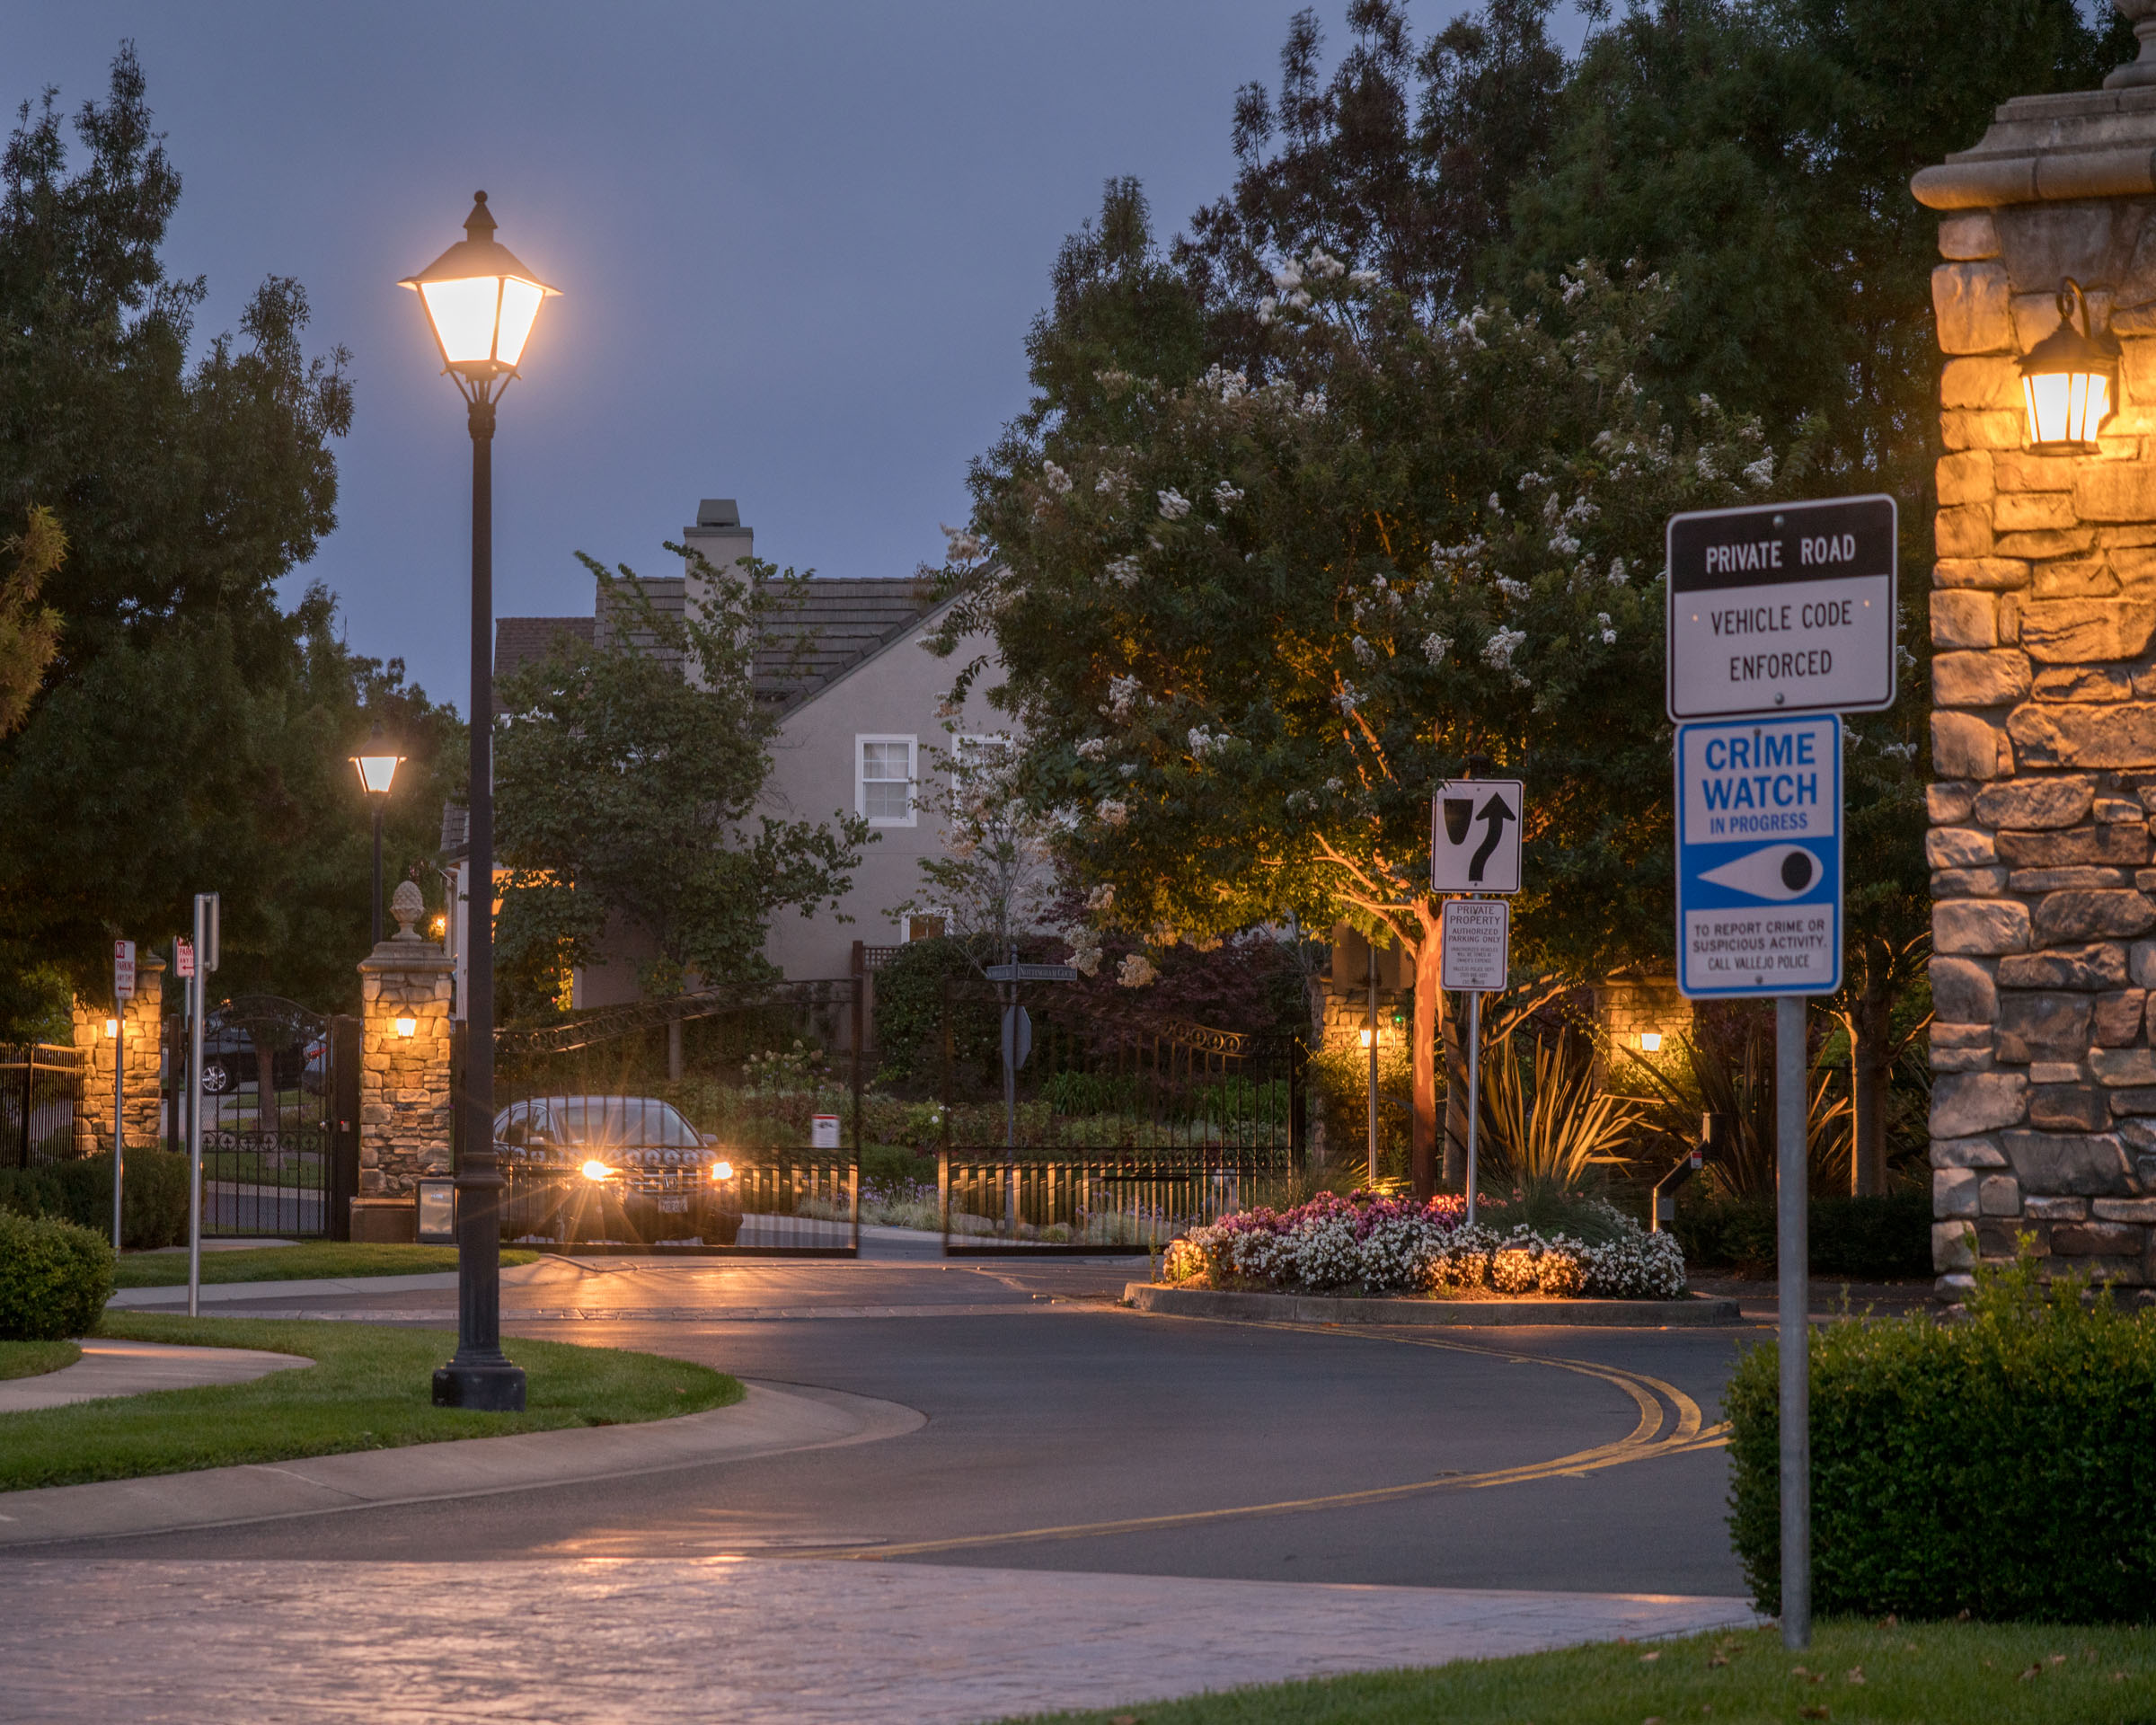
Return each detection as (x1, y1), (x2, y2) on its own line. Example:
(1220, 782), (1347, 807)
(943, 250), (1783, 1197)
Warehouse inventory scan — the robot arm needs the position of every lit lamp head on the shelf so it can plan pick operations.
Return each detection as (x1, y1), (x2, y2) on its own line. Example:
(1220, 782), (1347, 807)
(398, 191), (559, 401)
(1360, 1028), (1377, 1048)
(2019, 278), (2120, 454)
(350, 722), (403, 799)
(393, 1010), (419, 1039)
(103, 1016), (119, 1039)
(1639, 1031), (1664, 1054)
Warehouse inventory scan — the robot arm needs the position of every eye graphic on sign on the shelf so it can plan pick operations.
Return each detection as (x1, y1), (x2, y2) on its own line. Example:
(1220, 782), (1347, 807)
(1699, 844), (1822, 901)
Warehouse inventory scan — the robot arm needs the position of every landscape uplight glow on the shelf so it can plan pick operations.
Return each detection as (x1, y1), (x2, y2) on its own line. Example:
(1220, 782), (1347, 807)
(2020, 277), (2119, 454)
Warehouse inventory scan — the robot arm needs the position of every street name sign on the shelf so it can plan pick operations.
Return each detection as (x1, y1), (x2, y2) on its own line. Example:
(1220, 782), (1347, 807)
(985, 963), (1080, 983)
(1431, 779), (1523, 894)
(113, 940), (136, 1001)
(1666, 494), (1896, 721)
(1675, 713), (1842, 998)
(1440, 899), (1511, 993)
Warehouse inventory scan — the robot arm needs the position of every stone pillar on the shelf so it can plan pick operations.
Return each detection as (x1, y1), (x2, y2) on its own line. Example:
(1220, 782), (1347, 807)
(351, 880), (455, 1243)
(71, 952), (167, 1157)
(1915, 46), (2156, 1300)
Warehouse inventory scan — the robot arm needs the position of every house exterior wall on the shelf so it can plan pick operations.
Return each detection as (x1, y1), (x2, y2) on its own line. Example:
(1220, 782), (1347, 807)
(760, 617), (1003, 981)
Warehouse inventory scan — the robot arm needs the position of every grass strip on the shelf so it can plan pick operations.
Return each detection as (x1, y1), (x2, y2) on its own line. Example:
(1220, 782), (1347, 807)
(0, 1340), (81, 1381)
(1008, 1621), (2156, 1724)
(0, 1313), (739, 1492)
(111, 1243), (539, 1288)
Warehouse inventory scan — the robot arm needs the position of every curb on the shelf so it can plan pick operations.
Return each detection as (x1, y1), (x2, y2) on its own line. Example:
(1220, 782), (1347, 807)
(1125, 1283), (1743, 1327)
(0, 1380), (923, 1548)
(108, 1257), (588, 1309)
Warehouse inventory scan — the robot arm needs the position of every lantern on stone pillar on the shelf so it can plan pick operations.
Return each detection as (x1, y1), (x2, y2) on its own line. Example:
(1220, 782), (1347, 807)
(2019, 278), (2119, 454)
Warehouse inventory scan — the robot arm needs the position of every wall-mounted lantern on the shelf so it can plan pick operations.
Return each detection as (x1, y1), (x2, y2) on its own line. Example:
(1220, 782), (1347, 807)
(2020, 278), (2120, 453)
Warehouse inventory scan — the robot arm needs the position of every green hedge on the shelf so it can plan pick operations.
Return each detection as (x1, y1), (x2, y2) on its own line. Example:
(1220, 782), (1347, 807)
(0, 1148), (190, 1250)
(1674, 1189), (1929, 1278)
(0, 1210), (115, 1340)
(1726, 1252), (2156, 1622)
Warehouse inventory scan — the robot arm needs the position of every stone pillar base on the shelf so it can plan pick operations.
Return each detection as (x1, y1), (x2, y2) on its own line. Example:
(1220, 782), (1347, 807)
(349, 1197), (417, 1244)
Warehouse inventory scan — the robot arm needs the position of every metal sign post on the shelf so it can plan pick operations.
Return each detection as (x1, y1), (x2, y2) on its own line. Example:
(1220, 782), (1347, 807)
(110, 941), (135, 1250)
(1667, 494), (1888, 1654)
(1439, 899), (1510, 1227)
(187, 895), (219, 1318)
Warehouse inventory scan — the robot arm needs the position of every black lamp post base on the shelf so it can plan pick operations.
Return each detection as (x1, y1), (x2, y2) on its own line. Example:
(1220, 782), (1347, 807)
(432, 1358), (527, 1411)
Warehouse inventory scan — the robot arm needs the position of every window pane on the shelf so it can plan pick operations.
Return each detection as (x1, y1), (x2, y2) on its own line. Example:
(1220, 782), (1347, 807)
(866, 780), (910, 819)
(862, 741), (908, 779)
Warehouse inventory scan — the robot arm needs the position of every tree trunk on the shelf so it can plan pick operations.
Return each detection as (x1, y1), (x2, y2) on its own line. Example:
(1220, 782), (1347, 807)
(1849, 971), (1892, 1197)
(1412, 904), (1445, 1201)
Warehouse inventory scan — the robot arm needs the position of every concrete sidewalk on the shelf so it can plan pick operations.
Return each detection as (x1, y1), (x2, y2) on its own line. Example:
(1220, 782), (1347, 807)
(0, 1339), (312, 1412)
(0, 1557), (1763, 1722)
(0, 1381), (923, 1548)
(107, 1254), (589, 1308)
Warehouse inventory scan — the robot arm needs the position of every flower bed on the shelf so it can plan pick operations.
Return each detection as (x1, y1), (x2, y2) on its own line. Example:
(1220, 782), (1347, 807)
(1161, 1190), (1686, 1300)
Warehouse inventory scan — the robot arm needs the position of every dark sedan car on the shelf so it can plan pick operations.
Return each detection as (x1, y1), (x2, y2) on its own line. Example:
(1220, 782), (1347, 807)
(494, 1095), (740, 1245)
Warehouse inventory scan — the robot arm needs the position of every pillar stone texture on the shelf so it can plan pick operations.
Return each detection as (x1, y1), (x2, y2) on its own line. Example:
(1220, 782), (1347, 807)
(1916, 58), (2156, 1298)
(355, 880), (454, 1213)
(71, 953), (166, 1157)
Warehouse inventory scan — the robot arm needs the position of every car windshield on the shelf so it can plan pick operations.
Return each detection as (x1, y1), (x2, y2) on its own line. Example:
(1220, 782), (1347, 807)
(550, 1098), (702, 1148)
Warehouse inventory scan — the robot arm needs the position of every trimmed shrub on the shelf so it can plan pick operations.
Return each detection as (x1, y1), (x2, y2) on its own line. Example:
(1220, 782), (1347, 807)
(0, 1149), (190, 1249)
(0, 1210), (114, 1340)
(1675, 1189), (1929, 1279)
(1725, 1250), (2156, 1622)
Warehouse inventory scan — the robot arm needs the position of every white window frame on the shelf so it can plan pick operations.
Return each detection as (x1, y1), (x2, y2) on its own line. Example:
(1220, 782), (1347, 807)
(855, 734), (918, 827)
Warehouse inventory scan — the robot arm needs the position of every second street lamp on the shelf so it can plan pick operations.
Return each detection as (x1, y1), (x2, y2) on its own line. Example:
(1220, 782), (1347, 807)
(402, 190), (558, 1412)
(350, 725), (404, 946)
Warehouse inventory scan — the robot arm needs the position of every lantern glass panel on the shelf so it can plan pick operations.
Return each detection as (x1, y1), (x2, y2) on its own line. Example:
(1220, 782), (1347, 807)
(418, 277), (505, 365)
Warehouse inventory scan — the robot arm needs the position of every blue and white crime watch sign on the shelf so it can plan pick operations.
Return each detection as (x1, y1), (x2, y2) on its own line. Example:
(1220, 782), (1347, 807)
(1675, 713), (1842, 998)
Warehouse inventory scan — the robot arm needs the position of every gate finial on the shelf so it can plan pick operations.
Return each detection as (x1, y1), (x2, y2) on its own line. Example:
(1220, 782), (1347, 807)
(391, 880), (426, 942)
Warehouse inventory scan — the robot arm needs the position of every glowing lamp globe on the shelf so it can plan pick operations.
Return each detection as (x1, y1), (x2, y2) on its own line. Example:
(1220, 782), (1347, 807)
(399, 191), (559, 381)
(393, 1011), (419, 1039)
(2019, 278), (2119, 454)
(1639, 1031), (1664, 1053)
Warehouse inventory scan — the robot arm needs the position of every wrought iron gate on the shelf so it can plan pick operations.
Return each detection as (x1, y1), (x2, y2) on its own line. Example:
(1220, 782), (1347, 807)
(0, 1043), (79, 1170)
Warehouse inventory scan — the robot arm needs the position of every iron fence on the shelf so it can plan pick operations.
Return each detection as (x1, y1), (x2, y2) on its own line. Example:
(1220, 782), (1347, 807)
(0, 1043), (80, 1171)
(940, 1146), (1304, 1256)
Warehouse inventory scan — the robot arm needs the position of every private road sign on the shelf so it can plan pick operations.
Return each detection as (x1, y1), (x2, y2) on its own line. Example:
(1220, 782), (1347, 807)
(1666, 494), (1897, 722)
(1675, 713), (1842, 998)
(1440, 899), (1511, 993)
(1431, 779), (1523, 894)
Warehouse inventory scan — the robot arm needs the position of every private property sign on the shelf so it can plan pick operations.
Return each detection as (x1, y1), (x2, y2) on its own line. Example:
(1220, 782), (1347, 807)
(1674, 714), (1842, 998)
(1666, 494), (1896, 721)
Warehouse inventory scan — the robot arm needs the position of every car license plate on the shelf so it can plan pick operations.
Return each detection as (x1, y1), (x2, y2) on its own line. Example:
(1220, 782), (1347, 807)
(658, 1196), (688, 1214)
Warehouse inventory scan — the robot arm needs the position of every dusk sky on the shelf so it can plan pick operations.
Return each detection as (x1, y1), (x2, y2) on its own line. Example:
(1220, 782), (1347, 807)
(9, 2), (1583, 709)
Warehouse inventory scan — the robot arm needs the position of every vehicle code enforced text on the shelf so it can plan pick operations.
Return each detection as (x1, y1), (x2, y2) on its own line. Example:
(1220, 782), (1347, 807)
(1666, 494), (1895, 721)
(1675, 715), (1842, 996)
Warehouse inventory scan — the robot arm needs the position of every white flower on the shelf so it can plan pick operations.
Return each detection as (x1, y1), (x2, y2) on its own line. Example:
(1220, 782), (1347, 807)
(940, 522), (983, 562)
(1271, 259), (1303, 292)
(1880, 739), (1917, 763)
(1597, 610), (1617, 646)
(1695, 449), (1719, 481)
(1065, 925), (1103, 978)
(1286, 288), (1312, 311)
(1096, 469), (1130, 498)
(1482, 627), (1526, 671)
(1104, 554), (1142, 588)
(1200, 365), (1249, 402)
(1323, 777), (1343, 793)
(1743, 454), (1776, 488)
(1040, 460), (1074, 496)
(1496, 576), (1529, 604)
(1351, 634), (1376, 665)
(1105, 674), (1143, 720)
(1074, 738), (1109, 761)
(1333, 682), (1364, 715)
(1422, 633), (1451, 666)
(1157, 489), (1192, 521)
(1560, 271), (1586, 305)
(1212, 481), (1243, 509)
(1305, 246), (1345, 279)
(1348, 268), (1378, 288)
(1096, 799), (1129, 828)
(1086, 883), (1116, 913)
(1606, 557), (1629, 588)
(1117, 953), (1158, 988)
(1187, 725), (1231, 760)
(1486, 492), (1504, 515)
(1256, 296), (1277, 325)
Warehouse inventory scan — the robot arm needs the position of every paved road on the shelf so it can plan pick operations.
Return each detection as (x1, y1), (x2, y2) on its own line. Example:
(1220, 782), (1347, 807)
(71, 1248), (1763, 1597)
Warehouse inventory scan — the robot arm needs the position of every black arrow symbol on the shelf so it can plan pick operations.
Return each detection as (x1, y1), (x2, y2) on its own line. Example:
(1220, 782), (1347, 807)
(1470, 792), (1515, 882)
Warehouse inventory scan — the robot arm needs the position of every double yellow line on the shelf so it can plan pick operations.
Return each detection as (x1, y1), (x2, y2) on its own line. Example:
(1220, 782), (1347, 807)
(817, 1314), (1727, 1563)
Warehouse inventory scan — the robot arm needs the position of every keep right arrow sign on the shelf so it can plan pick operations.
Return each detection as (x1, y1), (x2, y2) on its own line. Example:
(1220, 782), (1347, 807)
(1431, 779), (1523, 895)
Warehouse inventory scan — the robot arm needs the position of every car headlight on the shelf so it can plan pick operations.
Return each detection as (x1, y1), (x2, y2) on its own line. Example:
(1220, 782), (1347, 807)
(580, 1159), (611, 1182)
(712, 1160), (734, 1181)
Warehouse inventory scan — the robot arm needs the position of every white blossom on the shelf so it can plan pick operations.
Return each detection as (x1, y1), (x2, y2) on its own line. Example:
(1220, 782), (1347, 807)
(1104, 554), (1143, 588)
(1074, 738), (1109, 761)
(1065, 925), (1103, 978)
(1351, 634), (1376, 665)
(1096, 798), (1129, 828)
(1596, 611), (1617, 646)
(1200, 365), (1249, 402)
(1286, 288), (1312, 311)
(1422, 632), (1451, 666)
(1105, 674), (1143, 720)
(1086, 883), (1116, 913)
(1257, 296), (1277, 325)
(940, 522), (984, 562)
(1270, 259), (1303, 293)
(1496, 577), (1530, 604)
(1879, 739), (1917, 763)
(1323, 777), (1343, 794)
(1606, 557), (1629, 587)
(1333, 682), (1364, 715)
(1743, 454), (1776, 488)
(1117, 953), (1158, 988)
(1695, 449), (1719, 481)
(1187, 724), (1232, 760)
(1305, 246), (1346, 279)
(1482, 626), (1526, 671)
(1211, 480), (1243, 509)
(1348, 268), (1378, 288)
(1157, 489), (1192, 521)
(1040, 460), (1074, 496)
(1096, 469), (1130, 498)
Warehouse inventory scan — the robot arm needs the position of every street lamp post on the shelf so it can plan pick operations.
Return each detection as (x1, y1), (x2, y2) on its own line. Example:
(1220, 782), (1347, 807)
(402, 190), (557, 1412)
(350, 725), (404, 946)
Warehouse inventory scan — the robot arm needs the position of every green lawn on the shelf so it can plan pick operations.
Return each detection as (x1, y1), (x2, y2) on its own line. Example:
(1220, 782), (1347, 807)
(1008, 1622), (2156, 1724)
(0, 1340), (81, 1381)
(112, 1243), (539, 1288)
(0, 1313), (739, 1491)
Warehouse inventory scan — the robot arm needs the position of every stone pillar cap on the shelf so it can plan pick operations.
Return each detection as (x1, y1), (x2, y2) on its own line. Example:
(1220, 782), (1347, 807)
(1914, 84), (2156, 211)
